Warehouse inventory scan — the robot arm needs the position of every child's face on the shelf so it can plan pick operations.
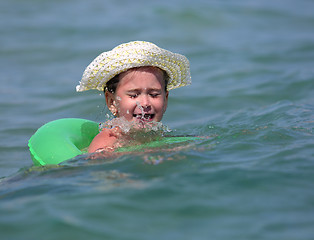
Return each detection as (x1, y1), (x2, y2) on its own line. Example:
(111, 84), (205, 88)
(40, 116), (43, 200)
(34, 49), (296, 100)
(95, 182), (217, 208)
(105, 67), (169, 123)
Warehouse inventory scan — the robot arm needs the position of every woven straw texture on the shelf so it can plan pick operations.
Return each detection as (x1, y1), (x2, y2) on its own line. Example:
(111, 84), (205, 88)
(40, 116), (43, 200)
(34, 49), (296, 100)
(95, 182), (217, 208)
(76, 41), (191, 92)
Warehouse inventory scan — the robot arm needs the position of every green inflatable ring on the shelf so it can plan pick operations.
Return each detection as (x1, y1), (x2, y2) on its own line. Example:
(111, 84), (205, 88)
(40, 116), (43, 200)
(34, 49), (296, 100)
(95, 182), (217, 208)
(28, 118), (199, 166)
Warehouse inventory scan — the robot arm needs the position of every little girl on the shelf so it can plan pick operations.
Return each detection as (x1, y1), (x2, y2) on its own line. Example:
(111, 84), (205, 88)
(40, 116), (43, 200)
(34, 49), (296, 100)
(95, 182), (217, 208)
(76, 41), (191, 153)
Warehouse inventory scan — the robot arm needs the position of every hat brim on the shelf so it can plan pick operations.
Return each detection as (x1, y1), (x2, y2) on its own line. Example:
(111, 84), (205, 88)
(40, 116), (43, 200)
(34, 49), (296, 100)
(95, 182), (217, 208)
(76, 41), (191, 92)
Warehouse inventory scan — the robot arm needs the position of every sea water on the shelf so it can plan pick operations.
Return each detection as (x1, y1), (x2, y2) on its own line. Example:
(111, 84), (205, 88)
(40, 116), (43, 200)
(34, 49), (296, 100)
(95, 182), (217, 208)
(1, 0), (314, 239)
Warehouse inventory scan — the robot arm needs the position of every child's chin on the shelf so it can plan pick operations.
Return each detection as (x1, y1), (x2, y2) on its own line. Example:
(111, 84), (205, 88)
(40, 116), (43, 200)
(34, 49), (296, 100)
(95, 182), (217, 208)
(131, 118), (156, 129)
(133, 116), (154, 123)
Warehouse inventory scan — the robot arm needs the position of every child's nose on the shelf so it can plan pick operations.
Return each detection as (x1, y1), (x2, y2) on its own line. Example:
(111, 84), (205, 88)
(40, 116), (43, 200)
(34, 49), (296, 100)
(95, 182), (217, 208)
(139, 95), (151, 107)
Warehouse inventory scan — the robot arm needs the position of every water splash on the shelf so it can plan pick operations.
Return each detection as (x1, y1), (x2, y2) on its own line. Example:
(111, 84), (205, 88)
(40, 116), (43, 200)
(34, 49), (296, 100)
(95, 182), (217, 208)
(136, 101), (145, 119)
(99, 117), (172, 146)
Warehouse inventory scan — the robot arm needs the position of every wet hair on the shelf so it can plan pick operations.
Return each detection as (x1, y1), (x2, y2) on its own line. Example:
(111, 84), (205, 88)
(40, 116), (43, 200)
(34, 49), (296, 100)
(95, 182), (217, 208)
(105, 74), (120, 94)
(104, 67), (169, 94)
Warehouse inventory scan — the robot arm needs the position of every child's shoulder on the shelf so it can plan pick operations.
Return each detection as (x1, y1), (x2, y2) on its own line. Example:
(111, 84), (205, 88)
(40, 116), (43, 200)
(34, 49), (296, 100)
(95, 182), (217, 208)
(88, 127), (120, 153)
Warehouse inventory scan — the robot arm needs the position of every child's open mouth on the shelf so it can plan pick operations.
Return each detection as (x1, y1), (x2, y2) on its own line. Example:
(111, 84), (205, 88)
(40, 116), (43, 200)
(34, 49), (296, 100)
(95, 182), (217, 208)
(133, 114), (155, 121)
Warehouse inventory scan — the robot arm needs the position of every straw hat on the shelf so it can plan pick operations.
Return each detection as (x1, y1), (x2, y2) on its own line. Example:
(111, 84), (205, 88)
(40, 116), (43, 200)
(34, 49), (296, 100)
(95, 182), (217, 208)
(76, 41), (191, 92)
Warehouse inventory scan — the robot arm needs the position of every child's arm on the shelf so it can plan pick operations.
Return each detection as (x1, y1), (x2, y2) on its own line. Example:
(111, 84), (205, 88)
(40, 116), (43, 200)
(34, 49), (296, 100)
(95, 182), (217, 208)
(88, 128), (119, 153)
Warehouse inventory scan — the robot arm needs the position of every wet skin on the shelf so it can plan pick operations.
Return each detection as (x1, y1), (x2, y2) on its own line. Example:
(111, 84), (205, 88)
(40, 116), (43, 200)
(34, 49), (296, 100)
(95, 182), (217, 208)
(88, 67), (169, 153)
(105, 67), (169, 122)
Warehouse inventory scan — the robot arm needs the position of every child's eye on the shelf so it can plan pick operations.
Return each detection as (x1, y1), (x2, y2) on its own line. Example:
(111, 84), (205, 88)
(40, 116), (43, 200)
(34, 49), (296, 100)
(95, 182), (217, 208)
(150, 93), (160, 98)
(129, 94), (139, 98)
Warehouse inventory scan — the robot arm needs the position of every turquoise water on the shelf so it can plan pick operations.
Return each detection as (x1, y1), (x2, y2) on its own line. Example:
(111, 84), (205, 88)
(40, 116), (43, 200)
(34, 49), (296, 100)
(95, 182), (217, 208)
(1, 0), (314, 239)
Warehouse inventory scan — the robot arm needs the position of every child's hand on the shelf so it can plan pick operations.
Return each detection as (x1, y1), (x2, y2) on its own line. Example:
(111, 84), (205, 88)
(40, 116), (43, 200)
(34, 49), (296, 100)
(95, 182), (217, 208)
(88, 146), (115, 160)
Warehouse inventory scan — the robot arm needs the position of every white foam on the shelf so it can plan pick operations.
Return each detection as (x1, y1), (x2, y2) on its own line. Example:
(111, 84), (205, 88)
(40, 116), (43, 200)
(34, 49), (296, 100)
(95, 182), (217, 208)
(99, 117), (172, 146)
